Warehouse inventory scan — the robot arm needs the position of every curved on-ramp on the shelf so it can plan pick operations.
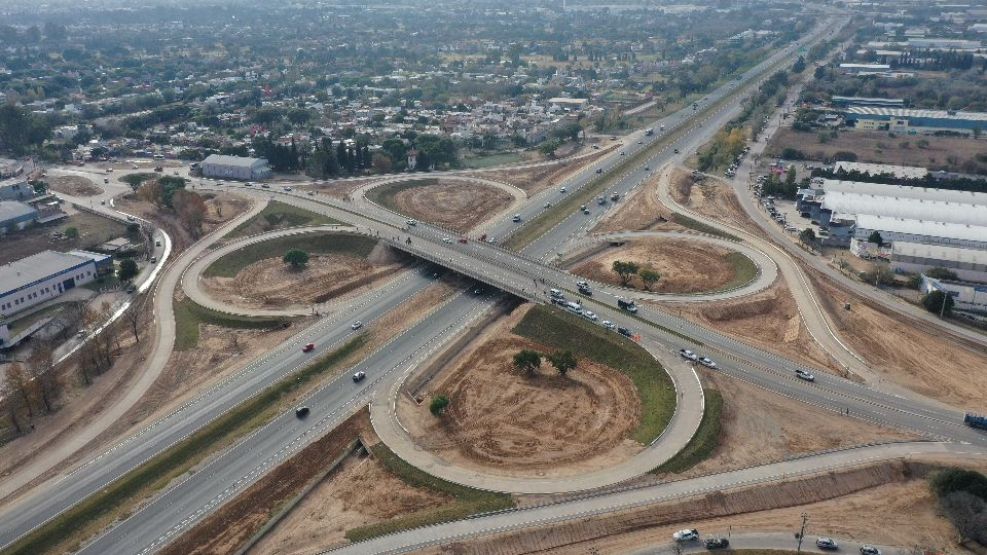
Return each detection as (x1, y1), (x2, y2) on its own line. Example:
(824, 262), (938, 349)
(562, 230), (778, 303)
(370, 334), (705, 495)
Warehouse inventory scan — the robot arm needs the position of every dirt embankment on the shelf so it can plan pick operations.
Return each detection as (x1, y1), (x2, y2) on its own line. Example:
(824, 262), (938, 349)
(669, 374), (919, 481)
(48, 175), (103, 197)
(382, 180), (514, 233)
(399, 305), (643, 477)
(202, 250), (404, 310)
(570, 238), (739, 294)
(298, 178), (381, 201)
(669, 168), (761, 235)
(471, 146), (616, 196)
(655, 281), (841, 374)
(593, 174), (685, 234)
(810, 271), (987, 412)
(116, 191), (250, 252)
(433, 462), (962, 555)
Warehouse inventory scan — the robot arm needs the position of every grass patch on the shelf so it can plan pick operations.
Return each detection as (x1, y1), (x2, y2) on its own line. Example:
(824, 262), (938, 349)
(344, 443), (514, 543)
(653, 388), (723, 474)
(173, 297), (292, 350)
(512, 305), (676, 444)
(460, 151), (526, 169)
(364, 178), (438, 213)
(711, 252), (759, 293)
(670, 213), (740, 241)
(204, 232), (378, 278)
(1, 336), (366, 555)
(228, 200), (338, 239)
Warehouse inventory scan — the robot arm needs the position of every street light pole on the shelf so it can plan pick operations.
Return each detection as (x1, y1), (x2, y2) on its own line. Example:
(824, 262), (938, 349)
(796, 512), (809, 555)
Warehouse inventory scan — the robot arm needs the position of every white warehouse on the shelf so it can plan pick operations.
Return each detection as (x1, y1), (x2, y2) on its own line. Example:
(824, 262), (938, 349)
(200, 155), (272, 181)
(0, 250), (112, 318)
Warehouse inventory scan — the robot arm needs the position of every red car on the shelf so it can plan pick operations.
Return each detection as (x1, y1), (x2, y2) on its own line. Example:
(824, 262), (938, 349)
(457, 237), (468, 244)
(302, 343), (315, 353)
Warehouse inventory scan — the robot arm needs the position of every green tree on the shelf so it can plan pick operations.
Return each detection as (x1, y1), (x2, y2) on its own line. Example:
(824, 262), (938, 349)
(63, 226), (79, 240)
(429, 395), (450, 416)
(512, 349), (542, 375)
(867, 231), (884, 247)
(539, 139), (562, 158)
(612, 260), (641, 287)
(282, 249), (310, 268)
(118, 258), (139, 281)
(799, 228), (816, 246)
(639, 268), (661, 291)
(922, 290), (954, 316)
(546, 350), (578, 376)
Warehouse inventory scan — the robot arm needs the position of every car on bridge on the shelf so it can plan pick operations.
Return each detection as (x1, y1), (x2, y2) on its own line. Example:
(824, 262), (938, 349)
(680, 349), (699, 362)
(602, 320), (616, 331)
(673, 529), (699, 542)
(795, 369), (815, 382)
(705, 538), (730, 549)
(352, 371), (366, 382)
(816, 538), (839, 550)
(699, 357), (718, 369)
(301, 343), (315, 353)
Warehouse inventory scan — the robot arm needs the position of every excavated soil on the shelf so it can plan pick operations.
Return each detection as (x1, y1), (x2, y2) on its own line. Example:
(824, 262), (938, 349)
(811, 272), (987, 412)
(383, 180), (513, 233)
(248, 454), (452, 555)
(570, 238), (739, 294)
(202, 253), (402, 310)
(48, 175), (103, 196)
(400, 307), (643, 477)
(655, 281), (841, 374)
(669, 168), (761, 235)
(593, 174), (685, 234)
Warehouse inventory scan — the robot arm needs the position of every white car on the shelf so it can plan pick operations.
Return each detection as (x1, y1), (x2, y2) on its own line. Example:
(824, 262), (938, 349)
(795, 369), (815, 382)
(442, 237), (452, 243)
(698, 357), (717, 369)
(559, 187), (567, 193)
(583, 311), (598, 321)
(406, 219), (417, 226)
(673, 529), (699, 542)
(602, 320), (616, 330)
(679, 349), (699, 361)
(859, 546), (880, 555)
(351, 321), (363, 330)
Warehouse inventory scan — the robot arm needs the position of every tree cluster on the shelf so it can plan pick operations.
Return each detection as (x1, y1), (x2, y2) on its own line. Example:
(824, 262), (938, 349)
(611, 260), (661, 290)
(512, 349), (578, 376)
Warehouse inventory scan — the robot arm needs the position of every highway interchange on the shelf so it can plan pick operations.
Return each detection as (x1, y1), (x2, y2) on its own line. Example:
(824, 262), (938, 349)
(2, 12), (985, 555)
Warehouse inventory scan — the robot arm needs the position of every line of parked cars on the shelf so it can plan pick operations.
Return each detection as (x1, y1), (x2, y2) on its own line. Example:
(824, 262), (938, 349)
(673, 528), (880, 555)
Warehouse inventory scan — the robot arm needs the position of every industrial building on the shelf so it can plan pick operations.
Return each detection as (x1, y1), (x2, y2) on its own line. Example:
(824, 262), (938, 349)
(892, 242), (987, 284)
(921, 275), (987, 314)
(0, 201), (39, 234)
(852, 215), (987, 251)
(832, 162), (928, 180)
(200, 155), (272, 181)
(0, 178), (35, 202)
(0, 250), (112, 318)
(843, 107), (987, 135)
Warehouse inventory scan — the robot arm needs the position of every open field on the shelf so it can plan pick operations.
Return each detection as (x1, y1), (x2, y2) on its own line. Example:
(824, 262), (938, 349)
(570, 238), (755, 294)
(0, 211), (129, 266)
(810, 271), (987, 412)
(399, 305), (643, 477)
(459, 151), (532, 169)
(204, 233), (378, 278)
(48, 175), (102, 197)
(366, 178), (513, 233)
(592, 173), (685, 234)
(768, 128), (987, 173)
(669, 168), (762, 236)
(172, 297), (292, 350)
(655, 281), (841, 374)
(227, 200), (338, 238)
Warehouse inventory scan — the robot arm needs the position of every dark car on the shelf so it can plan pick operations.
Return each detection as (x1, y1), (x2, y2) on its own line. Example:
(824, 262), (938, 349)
(295, 406), (310, 418)
(816, 537), (839, 551)
(705, 538), (730, 550)
(302, 343), (315, 353)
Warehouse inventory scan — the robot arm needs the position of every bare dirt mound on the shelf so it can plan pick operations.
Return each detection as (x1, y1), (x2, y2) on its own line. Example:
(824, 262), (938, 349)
(203, 254), (400, 309)
(811, 271), (987, 411)
(670, 168), (760, 235)
(401, 307), (642, 476)
(472, 146), (617, 196)
(382, 180), (513, 233)
(571, 238), (738, 294)
(49, 175), (103, 197)
(594, 175), (685, 234)
(657, 282), (840, 373)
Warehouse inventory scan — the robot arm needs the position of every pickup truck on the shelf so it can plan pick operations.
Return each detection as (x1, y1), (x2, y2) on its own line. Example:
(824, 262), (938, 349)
(965, 413), (987, 430)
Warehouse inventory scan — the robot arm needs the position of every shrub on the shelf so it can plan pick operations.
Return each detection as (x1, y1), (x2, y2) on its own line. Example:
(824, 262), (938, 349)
(429, 395), (450, 416)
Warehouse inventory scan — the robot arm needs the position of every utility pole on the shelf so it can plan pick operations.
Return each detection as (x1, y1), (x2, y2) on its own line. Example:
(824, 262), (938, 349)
(796, 512), (809, 555)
